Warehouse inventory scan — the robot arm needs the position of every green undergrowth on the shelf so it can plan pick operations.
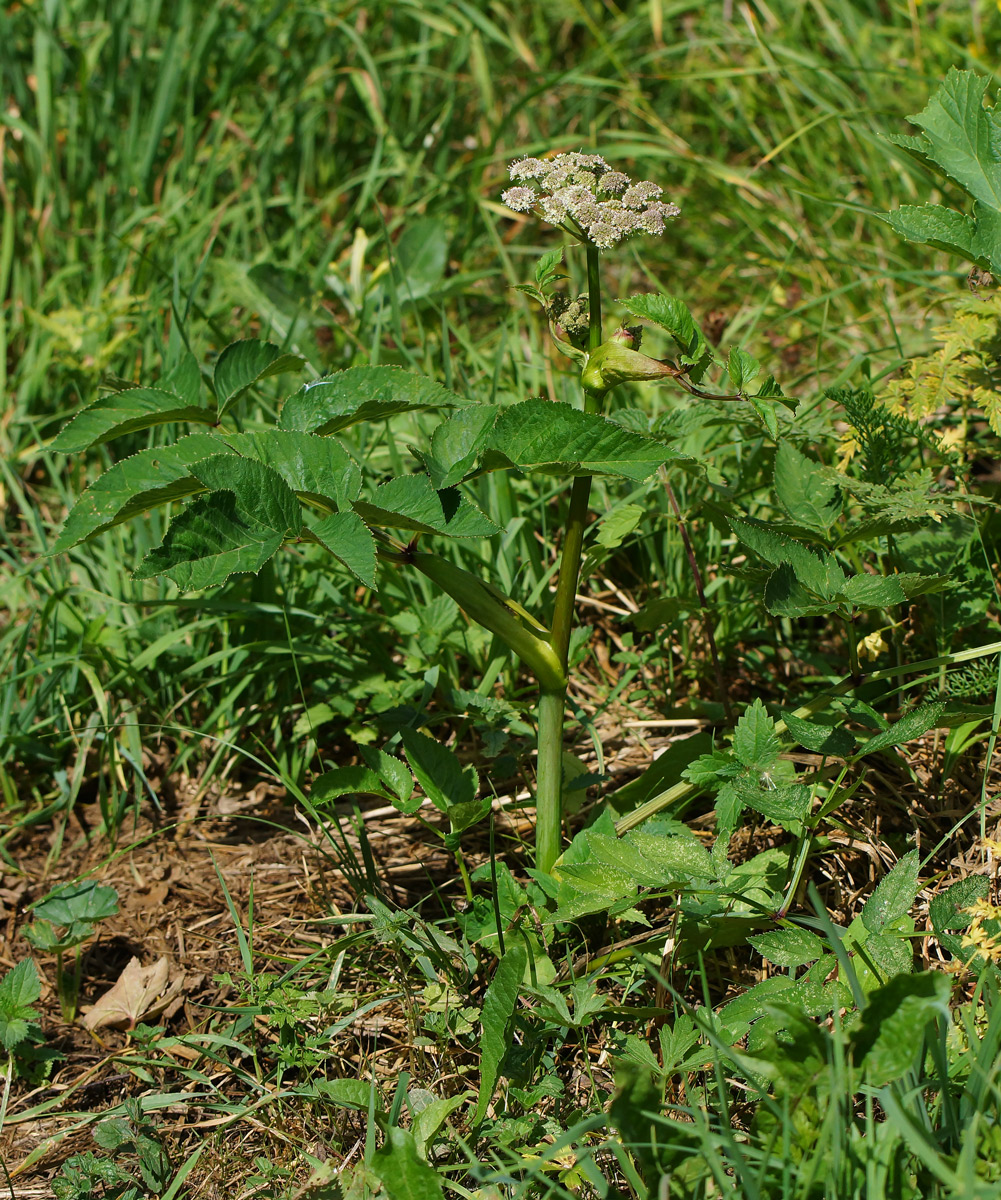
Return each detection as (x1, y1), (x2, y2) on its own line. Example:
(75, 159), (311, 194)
(3, 3), (1001, 1199)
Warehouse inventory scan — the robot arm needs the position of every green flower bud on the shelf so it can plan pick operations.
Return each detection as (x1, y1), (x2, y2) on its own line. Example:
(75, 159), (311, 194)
(580, 338), (675, 393)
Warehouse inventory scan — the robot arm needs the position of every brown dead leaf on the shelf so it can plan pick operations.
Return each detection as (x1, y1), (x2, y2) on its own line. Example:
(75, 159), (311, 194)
(81, 956), (184, 1031)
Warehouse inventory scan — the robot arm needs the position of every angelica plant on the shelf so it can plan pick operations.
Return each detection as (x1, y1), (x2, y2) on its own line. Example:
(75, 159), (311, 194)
(50, 150), (779, 874)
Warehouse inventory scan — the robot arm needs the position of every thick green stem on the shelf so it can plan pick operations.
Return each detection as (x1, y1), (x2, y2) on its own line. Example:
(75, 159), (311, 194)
(534, 244), (605, 872)
(536, 687), (567, 874)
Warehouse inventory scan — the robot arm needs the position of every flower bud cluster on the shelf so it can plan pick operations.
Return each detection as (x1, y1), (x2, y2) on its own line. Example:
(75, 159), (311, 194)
(502, 152), (679, 249)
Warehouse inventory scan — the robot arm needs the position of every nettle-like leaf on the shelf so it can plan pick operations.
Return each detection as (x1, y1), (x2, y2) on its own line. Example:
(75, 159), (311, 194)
(620, 292), (713, 376)
(490, 399), (682, 481)
(861, 850), (920, 934)
(279, 365), (468, 434)
(731, 517), (947, 619)
(50, 434), (227, 552)
(220, 430), (362, 511)
(32, 881), (119, 929)
(214, 339), (306, 420)
(50, 387), (217, 453)
(134, 458), (302, 591)
(773, 441), (841, 532)
(308, 510), (378, 588)
(882, 68), (1001, 273)
(353, 475), (498, 538)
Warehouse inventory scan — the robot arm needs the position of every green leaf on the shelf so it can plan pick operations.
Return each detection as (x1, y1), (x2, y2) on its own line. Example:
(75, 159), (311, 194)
(353, 475), (498, 538)
(309, 510), (378, 588)
(773, 441), (841, 532)
(840, 573), (906, 608)
(620, 293), (710, 365)
(214, 339), (305, 419)
(850, 971), (950, 1082)
(33, 881), (119, 928)
(312, 765), (393, 803)
(161, 351), (202, 405)
(748, 926), (825, 968)
(727, 347), (760, 392)
(595, 503), (644, 549)
(535, 245), (565, 288)
(426, 406), (499, 489)
(400, 728), (477, 814)
(372, 1128), (445, 1200)
(862, 850), (920, 934)
(0, 958), (41, 1011)
(739, 781), (813, 826)
(474, 943), (528, 1126)
(856, 704), (945, 758)
(889, 69), (1001, 213)
(313, 1078), (384, 1112)
(391, 217), (449, 302)
(732, 699), (781, 770)
(783, 712), (856, 757)
(50, 387), (216, 452)
(881, 204), (980, 263)
(134, 493), (286, 590)
(49, 434), (227, 552)
(134, 457), (301, 591)
(360, 745), (415, 806)
(763, 562), (832, 618)
(929, 875), (988, 935)
(730, 518), (831, 595)
(221, 430), (361, 510)
(491, 399), (679, 481)
(279, 366), (467, 435)
(683, 749), (742, 788)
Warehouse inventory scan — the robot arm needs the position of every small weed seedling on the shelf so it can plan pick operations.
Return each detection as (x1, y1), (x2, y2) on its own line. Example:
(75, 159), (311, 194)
(23, 881), (119, 1022)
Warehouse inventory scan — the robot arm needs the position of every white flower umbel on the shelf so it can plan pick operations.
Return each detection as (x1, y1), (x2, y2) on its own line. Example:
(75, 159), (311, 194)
(501, 151), (679, 249)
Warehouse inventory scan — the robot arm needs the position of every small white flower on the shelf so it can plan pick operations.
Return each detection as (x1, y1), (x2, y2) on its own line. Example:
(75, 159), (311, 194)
(501, 186), (537, 212)
(622, 181), (663, 209)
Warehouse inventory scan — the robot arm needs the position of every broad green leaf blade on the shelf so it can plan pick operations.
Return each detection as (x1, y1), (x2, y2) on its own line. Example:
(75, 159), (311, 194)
(33, 881), (119, 926)
(426, 405), (499, 489)
(136, 457), (302, 590)
(371, 1128), (446, 1200)
(279, 366), (468, 435)
(747, 927), (825, 968)
(856, 703), (945, 758)
(850, 971), (950, 1083)
(134, 493), (286, 590)
(353, 475), (498, 537)
(773, 441), (841, 531)
(50, 434), (225, 552)
(221, 429), (361, 510)
(862, 850), (920, 934)
(390, 217), (449, 302)
(892, 68), (1001, 211)
(881, 204), (979, 261)
(929, 875), (988, 935)
(312, 765), (394, 803)
(50, 388), (216, 452)
(161, 351), (203, 406)
(739, 781), (813, 827)
(727, 347), (760, 392)
(214, 339), (305, 418)
(0, 958), (41, 1012)
(840, 573), (906, 608)
(730, 518), (832, 595)
(400, 728), (476, 813)
(474, 943), (528, 1126)
(783, 712), (856, 757)
(309, 510), (378, 588)
(491, 399), (679, 480)
(189, 455), (303, 535)
(732, 698), (780, 770)
(620, 293), (709, 364)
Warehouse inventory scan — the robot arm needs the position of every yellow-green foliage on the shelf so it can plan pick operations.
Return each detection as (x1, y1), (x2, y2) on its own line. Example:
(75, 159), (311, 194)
(881, 292), (1001, 445)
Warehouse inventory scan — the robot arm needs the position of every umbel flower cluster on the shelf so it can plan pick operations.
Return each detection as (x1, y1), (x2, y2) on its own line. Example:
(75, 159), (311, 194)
(501, 152), (679, 249)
